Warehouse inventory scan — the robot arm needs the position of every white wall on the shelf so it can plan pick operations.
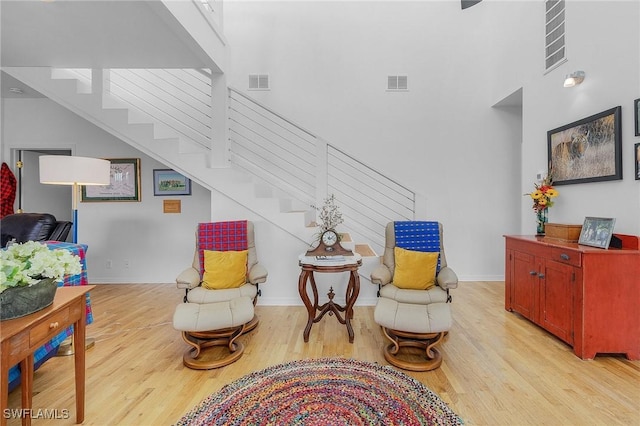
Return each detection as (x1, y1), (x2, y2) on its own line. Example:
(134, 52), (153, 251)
(2, 98), (212, 284)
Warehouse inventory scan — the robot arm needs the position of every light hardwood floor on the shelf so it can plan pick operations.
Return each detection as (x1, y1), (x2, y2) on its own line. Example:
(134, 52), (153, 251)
(7, 281), (640, 425)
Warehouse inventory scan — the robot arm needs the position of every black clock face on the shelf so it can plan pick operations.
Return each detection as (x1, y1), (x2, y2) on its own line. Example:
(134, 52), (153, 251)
(321, 230), (338, 247)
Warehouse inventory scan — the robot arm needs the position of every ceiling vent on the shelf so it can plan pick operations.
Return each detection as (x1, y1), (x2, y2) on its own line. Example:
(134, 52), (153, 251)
(545, 0), (566, 71)
(249, 74), (270, 90)
(387, 75), (408, 91)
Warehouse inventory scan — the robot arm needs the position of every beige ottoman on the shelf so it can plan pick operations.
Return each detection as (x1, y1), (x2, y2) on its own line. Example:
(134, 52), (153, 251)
(173, 297), (254, 369)
(374, 297), (451, 371)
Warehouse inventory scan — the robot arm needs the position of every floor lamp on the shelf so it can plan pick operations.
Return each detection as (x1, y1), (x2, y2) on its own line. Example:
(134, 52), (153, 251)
(39, 155), (111, 243)
(39, 155), (111, 355)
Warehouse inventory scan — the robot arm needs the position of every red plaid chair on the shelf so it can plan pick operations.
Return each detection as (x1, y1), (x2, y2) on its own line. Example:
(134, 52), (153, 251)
(173, 220), (267, 369)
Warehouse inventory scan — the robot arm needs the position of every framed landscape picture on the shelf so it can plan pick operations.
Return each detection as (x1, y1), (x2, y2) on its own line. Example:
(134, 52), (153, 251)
(578, 217), (616, 249)
(81, 158), (141, 202)
(547, 106), (622, 185)
(153, 169), (191, 196)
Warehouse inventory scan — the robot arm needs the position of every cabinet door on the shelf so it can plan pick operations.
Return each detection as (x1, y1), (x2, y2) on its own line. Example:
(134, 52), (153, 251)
(539, 260), (574, 344)
(511, 250), (538, 322)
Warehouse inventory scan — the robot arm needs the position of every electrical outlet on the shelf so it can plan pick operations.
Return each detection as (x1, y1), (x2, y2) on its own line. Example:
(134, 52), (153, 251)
(106, 260), (112, 269)
(124, 259), (130, 268)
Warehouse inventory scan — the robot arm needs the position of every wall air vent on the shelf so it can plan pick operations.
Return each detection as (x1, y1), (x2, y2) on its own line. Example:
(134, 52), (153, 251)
(387, 75), (408, 91)
(545, 0), (566, 71)
(249, 74), (270, 90)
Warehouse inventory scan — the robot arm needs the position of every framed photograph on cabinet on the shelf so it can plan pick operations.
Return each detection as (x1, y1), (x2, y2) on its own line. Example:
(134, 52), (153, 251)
(547, 106), (622, 185)
(81, 158), (141, 202)
(635, 98), (640, 136)
(635, 143), (640, 180)
(578, 217), (616, 249)
(153, 169), (191, 196)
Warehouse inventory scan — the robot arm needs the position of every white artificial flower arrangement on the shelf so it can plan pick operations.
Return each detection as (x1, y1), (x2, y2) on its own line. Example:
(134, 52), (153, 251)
(0, 241), (81, 293)
(315, 193), (344, 232)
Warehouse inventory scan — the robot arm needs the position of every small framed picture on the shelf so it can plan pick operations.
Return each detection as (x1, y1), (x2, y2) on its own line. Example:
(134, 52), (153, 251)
(635, 98), (640, 136)
(578, 217), (616, 249)
(153, 169), (191, 196)
(81, 158), (141, 202)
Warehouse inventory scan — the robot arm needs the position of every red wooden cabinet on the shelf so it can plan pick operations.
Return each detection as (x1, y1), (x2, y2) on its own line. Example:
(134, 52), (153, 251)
(505, 235), (640, 360)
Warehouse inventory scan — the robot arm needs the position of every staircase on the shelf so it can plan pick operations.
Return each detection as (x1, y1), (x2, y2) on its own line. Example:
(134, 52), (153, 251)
(1, 66), (417, 276)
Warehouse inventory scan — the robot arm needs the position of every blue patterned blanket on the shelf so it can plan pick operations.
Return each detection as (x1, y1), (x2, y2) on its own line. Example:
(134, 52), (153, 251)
(8, 242), (93, 392)
(394, 221), (441, 272)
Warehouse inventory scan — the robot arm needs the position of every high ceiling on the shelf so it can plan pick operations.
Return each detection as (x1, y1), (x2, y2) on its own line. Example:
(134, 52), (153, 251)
(1, 0), (216, 99)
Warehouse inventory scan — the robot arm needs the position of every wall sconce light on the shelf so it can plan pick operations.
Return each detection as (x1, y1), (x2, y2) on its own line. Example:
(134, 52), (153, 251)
(563, 70), (585, 88)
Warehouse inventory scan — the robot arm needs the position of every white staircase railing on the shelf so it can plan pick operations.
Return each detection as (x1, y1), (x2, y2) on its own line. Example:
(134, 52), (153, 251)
(109, 69), (212, 149)
(228, 88), (317, 206)
(327, 145), (415, 248)
(227, 87), (415, 250)
(34, 67), (417, 251)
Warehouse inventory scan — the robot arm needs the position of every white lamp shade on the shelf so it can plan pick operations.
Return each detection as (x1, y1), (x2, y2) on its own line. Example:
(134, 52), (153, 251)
(39, 155), (111, 185)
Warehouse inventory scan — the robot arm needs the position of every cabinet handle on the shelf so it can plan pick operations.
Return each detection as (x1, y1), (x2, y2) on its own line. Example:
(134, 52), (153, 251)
(49, 322), (59, 330)
(538, 273), (545, 279)
(530, 271), (537, 276)
(560, 253), (570, 261)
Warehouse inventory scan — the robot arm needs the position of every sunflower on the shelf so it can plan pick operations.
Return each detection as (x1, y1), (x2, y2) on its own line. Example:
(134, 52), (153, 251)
(524, 171), (558, 212)
(529, 190), (543, 200)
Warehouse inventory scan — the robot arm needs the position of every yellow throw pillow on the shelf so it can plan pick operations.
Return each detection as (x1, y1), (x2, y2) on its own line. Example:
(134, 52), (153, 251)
(393, 247), (439, 290)
(202, 249), (248, 290)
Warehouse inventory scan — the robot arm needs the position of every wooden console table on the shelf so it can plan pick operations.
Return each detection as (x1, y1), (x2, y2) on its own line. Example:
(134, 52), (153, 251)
(298, 254), (362, 343)
(1, 285), (95, 426)
(504, 235), (639, 360)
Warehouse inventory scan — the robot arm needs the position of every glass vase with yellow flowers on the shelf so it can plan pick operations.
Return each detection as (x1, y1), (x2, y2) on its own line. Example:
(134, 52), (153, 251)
(525, 173), (559, 235)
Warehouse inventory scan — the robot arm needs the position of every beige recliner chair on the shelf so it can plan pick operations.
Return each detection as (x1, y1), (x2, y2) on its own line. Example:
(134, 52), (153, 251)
(173, 220), (267, 369)
(371, 221), (457, 371)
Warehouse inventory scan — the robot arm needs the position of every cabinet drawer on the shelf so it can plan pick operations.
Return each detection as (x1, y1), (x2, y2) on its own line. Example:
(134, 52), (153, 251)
(30, 307), (70, 346)
(550, 248), (581, 267)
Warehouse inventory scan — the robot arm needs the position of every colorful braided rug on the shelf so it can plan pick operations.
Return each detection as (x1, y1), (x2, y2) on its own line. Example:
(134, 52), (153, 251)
(175, 357), (464, 425)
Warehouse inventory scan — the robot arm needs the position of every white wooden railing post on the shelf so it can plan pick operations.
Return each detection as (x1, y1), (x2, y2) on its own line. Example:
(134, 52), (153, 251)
(210, 73), (229, 167)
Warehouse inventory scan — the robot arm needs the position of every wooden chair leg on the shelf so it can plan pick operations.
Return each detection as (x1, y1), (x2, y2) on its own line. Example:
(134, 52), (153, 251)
(382, 327), (446, 372)
(182, 324), (248, 370)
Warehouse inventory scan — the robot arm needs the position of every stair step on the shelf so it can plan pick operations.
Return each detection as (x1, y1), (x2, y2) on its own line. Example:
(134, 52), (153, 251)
(355, 244), (377, 258)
